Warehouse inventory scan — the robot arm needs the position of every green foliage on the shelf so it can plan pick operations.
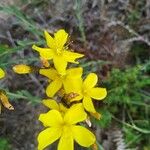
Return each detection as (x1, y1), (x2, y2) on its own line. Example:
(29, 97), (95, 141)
(0, 6), (42, 37)
(103, 63), (150, 148)
(124, 127), (142, 148)
(105, 65), (150, 106)
(130, 43), (150, 63)
(127, 0), (145, 25)
(127, 10), (141, 25)
(7, 90), (41, 104)
(0, 138), (11, 150)
(0, 6), (44, 60)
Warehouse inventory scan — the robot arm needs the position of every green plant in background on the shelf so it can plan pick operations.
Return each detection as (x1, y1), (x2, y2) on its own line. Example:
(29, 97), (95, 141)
(0, 138), (11, 150)
(127, 0), (145, 26)
(103, 64), (150, 148)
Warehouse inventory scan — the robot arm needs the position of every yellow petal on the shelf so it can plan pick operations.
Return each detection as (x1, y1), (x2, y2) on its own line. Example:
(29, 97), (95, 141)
(83, 73), (98, 90)
(66, 67), (83, 78)
(39, 68), (58, 80)
(58, 131), (73, 150)
(0, 68), (5, 79)
(44, 30), (55, 49)
(83, 96), (96, 113)
(64, 103), (87, 124)
(39, 110), (63, 127)
(38, 127), (61, 150)
(42, 99), (59, 110)
(54, 29), (68, 49)
(53, 55), (67, 75)
(63, 51), (84, 63)
(72, 125), (96, 147)
(46, 79), (62, 97)
(13, 64), (31, 74)
(32, 45), (54, 60)
(90, 88), (107, 100)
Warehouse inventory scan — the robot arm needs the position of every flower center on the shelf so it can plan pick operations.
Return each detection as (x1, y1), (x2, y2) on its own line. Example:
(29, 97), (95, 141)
(58, 73), (67, 80)
(61, 122), (71, 131)
(83, 89), (87, 95)
(60, 123), (72, 138)
(82, 88), (89, 97)
(56, 48), (63, 55)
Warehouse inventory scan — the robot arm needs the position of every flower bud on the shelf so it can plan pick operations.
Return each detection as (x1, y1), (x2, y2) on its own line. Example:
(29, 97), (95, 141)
(0, 68), (5, 79)
(13, 64), (32, 74)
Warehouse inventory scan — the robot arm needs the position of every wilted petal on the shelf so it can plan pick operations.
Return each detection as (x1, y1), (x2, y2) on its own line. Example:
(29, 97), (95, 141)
(39, 110), (63, 127)
(32, 45), (54, 60)
(72, 125), (96, 147)
(46, 79), (62, 97)
(64, 103), (87, 125)
(38, 127), (61, 150)
(39, 68), (58, 80)
(63, 51), (84, 64)
(83, 96), (96, 113)
(0, 92), (14, 110)
(83, 73), (98, 90)
(42, 99), (59, 110)
(90, 88), (107, 100)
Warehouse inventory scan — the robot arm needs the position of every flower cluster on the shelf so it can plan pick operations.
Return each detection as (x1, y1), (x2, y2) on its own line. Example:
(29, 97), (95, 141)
(13, 29), (107, 150)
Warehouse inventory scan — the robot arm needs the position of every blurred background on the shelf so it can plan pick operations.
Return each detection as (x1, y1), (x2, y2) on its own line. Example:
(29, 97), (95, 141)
(0, 0), (149, 150)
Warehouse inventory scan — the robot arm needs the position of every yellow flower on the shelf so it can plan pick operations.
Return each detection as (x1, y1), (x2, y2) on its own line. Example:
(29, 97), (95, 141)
(0, 68), (5, 79)
(32, 29), (84, 74)
(39, 67), (83, 97)
(67, 73), (107, 113)
(42, 99), (68, 115)
(38, 103), (96, 150)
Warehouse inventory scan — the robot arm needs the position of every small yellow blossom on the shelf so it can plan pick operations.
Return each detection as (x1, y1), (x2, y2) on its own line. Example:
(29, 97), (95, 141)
(38, 103), (95, 150)
(66, 73), (107, 113)
(32, 29), (84, 74)
(39, 67), (83, 97)
(42, 99), (68, 115)
(0, 68), (5, 79)
(13, 64), (32, 74)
